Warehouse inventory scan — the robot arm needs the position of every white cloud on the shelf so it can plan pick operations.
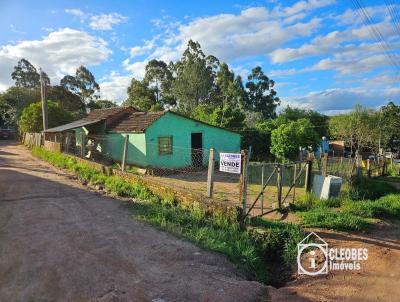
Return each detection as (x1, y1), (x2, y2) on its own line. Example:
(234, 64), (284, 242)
(89, 13), (128, 30)
(281, 0), (336, 16)
(99, 72), (131, 102)
(284, 87), (400, 114)
(332, 5), (389, 26)
(174, 8), (321, 62)
(270, 20), (397, 63)
(0, 28), (111, 89)
(270, 68), (300, 76)
(309, 54), (394, 74)
(125, 2), (331, 69)
(122, 60), (148, 79)
(65, 8), (85, 17)
(65, 9), (127, 30)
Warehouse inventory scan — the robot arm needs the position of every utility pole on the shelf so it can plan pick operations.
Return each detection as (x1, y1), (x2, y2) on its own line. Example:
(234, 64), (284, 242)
(378, 107), (382, 155)
(40, 68), (48, 137)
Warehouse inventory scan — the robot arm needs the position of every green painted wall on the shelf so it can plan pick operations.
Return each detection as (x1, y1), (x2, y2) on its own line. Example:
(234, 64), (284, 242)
(99, 133), (147, 166)
(145, 112), (241, 169)
(73, 112), (240, 169)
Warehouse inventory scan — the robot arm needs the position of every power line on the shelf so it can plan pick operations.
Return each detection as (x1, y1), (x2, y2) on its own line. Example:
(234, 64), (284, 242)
(351, 0), (400, 71)
(384, 0), (400, 36)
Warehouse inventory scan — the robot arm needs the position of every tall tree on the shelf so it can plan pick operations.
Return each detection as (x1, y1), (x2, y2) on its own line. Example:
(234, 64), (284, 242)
(191, 104), (245, 129)
(60, 66), (100, 106)
(123, 78), (162, 111)
(171, 40), (216, 113)
(144, 59), (174, 106)
(329, 105), (380, 153)
(215, 63), (247, 108)
(380, 102), (400, 150)
(47, 85), (85, 117)
(11, 58), (50, 88)
(245, 66), (280, 119)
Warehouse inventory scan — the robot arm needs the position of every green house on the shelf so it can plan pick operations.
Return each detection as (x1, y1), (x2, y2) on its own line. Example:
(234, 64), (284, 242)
(45, 107), (241, 169)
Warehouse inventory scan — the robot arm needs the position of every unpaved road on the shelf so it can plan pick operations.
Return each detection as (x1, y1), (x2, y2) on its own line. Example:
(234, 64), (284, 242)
(2, 141), (399, 302)
(267, 212), (400, 302)
(0, 141), (268, 302)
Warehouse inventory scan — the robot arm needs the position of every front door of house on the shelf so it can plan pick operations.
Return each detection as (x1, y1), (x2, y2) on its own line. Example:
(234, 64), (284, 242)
(191, 133), (203, 167)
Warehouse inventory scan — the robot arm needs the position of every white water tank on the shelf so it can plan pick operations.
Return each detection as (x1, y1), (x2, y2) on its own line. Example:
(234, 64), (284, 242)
(312, 175), (342, 200)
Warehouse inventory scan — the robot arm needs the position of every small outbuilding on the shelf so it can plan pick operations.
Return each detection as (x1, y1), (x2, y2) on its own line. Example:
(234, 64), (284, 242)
(44, 107), (241, 169)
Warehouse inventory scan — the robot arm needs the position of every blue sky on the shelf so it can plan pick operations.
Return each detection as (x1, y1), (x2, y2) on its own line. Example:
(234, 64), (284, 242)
(1, 0), (399, 114)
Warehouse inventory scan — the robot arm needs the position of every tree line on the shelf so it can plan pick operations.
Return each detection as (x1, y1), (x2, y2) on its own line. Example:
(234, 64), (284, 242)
(0, 58), (116, 133)
(123, 40), (279, 128)
(0, 40), (398, 161)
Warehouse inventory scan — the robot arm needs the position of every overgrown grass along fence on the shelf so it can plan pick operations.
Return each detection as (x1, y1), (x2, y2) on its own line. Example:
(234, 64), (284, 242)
(290, 178), (400, 231)
(31, 146), (305, 285)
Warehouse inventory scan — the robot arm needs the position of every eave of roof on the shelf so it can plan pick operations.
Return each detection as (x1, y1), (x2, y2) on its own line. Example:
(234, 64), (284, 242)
(44, 119), (102, 133)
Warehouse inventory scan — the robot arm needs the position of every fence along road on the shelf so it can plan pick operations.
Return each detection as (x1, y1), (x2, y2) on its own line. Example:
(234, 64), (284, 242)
(26, 132), (388, 219)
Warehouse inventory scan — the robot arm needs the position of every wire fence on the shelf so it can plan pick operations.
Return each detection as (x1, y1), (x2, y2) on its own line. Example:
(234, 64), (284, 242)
(245, 162), (308, 216)
(45, 132), (243, 206)
(311, 156), (355, 185)
(31, 132), (394, 219)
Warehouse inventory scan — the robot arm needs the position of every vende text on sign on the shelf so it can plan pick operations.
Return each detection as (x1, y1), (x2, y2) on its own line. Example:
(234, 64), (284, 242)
(219, 152), (241, 174)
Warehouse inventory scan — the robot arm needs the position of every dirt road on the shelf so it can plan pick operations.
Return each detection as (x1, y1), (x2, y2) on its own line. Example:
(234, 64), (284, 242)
(0, 141), (268, 302)
(2, 141), (399, 302)
(268, 219), (400, 302)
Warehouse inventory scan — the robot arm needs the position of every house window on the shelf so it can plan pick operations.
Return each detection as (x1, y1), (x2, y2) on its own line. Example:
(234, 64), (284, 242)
(158, 136), (173, 155)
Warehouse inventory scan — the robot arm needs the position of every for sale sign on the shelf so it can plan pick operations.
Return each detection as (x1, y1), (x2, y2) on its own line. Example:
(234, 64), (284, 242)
(219, 152), (241, 174)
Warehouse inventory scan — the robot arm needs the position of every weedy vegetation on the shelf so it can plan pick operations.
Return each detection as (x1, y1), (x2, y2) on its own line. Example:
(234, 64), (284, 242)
(32, 147), (304, 285)
(291, 177), (400, 231)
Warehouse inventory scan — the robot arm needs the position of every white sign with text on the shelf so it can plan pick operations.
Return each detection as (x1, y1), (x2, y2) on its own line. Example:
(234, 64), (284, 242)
(219, 153), (241, 174)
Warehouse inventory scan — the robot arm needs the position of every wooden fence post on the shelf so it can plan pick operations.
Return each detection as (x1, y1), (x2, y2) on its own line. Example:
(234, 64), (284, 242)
(322, 153), (328, 176)
(206, 148), (215, 198)
(121, 135), (129, 172)
(65, 133), (70, 153)
(356, 153), (362, 177)
(80, 131), (85, 158)
(382, 157), (387, 176)
(305, 160), (313, 192)
(366, 159), (371, 178)
(293, 163), (297, 203)
(261, 165), (265, 215)
(277, 164), (283, 209)
(239, 149), (249, 223)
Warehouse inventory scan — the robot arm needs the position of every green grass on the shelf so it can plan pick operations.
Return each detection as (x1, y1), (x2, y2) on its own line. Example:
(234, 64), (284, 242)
(348, 177), (398, 200)
(387, 165), (400, 178)
(342, 194), (400, 219)
(290, 177), (400, 231)
(298, 207), (371, 231)
(248, 218), (305, 266)
(32, 146), (304, 285)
